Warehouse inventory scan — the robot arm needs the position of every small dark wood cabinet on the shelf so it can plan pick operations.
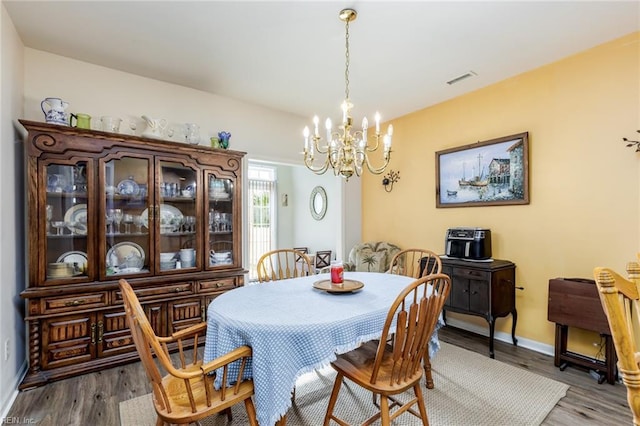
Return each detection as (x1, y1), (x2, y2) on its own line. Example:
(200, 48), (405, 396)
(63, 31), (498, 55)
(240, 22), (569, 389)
(439, 257), (518, 358)
(547, 278), (616, 384)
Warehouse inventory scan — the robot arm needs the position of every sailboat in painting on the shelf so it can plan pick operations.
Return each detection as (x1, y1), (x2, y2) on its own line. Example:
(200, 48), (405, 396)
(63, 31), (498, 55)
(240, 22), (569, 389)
(460, 154), (488, 187)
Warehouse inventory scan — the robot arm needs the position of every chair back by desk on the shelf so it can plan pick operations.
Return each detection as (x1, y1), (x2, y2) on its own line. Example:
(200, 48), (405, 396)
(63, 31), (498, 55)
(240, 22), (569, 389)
(594, 261), (640, 425)
(324, 273), (451, 426)
(119, 279), (258, 425)
(390, 248), (441, 278)
(257, 249), (313, 282)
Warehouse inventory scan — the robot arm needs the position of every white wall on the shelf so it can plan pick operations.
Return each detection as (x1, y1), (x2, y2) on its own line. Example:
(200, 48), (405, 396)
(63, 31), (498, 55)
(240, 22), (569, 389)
(291, 166), (339, 257)
(23, 49), (308, 164)
(0, 3), (26, 418)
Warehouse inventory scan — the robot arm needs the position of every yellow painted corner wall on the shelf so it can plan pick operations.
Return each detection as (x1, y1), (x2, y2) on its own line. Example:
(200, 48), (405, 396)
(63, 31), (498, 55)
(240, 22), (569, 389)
(362, 32), (640, 355)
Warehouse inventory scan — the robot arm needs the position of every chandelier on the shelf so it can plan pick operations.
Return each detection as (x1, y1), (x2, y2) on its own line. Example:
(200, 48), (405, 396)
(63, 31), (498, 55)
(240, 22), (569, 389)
(303, 8), (393, 180)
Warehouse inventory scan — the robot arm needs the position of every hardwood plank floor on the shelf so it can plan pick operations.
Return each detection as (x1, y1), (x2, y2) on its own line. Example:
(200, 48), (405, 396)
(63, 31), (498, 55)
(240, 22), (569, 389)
(6, 325), (631, 425)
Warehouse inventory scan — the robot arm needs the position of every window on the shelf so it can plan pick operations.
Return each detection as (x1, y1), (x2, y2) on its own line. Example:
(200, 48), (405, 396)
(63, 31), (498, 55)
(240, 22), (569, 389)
(247, 164), (276, 280)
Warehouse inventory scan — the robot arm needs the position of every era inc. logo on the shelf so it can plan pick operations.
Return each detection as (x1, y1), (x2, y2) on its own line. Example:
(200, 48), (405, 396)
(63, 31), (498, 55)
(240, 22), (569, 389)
(1, 418), (36, 424)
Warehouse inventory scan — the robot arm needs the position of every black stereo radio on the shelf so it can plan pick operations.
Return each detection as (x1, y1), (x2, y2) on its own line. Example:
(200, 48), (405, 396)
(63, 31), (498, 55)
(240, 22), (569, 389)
(444, 227), (492, 260)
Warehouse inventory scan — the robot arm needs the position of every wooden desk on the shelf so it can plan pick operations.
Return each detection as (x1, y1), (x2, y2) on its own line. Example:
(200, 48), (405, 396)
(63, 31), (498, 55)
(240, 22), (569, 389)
(436, 257), (517, 358)
(547, 278), (617, 384)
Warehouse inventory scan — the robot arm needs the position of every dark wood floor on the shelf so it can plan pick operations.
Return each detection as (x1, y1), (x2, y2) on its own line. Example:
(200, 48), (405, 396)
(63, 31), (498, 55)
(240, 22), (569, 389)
(6, 325), (631, 425)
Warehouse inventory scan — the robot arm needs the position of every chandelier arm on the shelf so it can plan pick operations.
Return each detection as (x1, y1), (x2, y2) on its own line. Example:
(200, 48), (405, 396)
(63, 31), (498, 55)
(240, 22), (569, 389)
(364, 133), (382, 153)
(304, 152), (332, 175)
(312, 136), (330, 154)
(363, 150), (392, 175)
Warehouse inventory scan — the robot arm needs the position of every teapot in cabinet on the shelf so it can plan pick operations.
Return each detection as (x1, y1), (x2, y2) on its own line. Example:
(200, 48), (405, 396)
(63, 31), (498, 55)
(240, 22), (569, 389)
(141, 115), (167, 139)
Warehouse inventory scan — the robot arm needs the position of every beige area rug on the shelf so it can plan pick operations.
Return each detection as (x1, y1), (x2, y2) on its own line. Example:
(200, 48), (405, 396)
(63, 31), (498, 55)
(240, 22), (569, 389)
(120, 342), (568, 425)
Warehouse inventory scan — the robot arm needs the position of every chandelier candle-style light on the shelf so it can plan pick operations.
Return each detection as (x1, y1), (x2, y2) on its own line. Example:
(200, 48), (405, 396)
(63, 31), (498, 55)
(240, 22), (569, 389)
(303, 8), (393, 180)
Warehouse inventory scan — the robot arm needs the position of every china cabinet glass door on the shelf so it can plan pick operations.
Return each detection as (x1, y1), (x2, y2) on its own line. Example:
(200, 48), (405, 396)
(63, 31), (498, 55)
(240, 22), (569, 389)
(156, 160), (199, 272)
(43, 160), (92, 283)
(101, 156), (151, 278)
(207, 173), (235, 268)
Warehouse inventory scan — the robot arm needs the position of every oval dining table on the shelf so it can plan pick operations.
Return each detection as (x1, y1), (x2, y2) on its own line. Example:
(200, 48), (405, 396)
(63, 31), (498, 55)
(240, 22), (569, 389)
(203, 271), (444, 426)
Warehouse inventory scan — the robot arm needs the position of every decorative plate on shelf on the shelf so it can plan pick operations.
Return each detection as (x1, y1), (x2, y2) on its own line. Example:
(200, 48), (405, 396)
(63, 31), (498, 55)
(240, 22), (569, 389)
(106, 241), (145, 270)
(312, 279), (364, 294)
(56, 250), (88, 266)
(117, 178), (140, 196)
(140, 204), (183, 231)
(63, 204), (88, 235)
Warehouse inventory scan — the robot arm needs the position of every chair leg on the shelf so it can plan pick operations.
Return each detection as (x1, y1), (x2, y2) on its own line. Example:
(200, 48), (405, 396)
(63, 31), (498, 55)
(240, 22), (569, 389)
(155, 416), (164, 426)
(380, 395), (391, 426)
(414, 383), (430, 426)
(224, 407), (232, 421)
(423, 352), (434, 389)
(323, 373), (344, 426)
(245, 397), (259, 426)
(372, 392), (379, 407)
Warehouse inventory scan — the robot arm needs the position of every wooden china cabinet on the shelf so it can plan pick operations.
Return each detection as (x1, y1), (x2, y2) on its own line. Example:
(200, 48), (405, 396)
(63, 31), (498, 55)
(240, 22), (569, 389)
(19, 120), (246, 389)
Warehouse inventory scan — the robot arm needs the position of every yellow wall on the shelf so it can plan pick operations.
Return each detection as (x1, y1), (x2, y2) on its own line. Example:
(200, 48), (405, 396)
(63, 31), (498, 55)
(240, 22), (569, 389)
(362, 32), (640, 355)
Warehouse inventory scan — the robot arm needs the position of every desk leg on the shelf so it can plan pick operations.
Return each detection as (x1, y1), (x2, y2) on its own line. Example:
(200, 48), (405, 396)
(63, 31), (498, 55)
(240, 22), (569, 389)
(554, 324), (568, 368)
(511, 309), (518, 346)
(604, 334), (617, 385)
(488, 316), (495, 359)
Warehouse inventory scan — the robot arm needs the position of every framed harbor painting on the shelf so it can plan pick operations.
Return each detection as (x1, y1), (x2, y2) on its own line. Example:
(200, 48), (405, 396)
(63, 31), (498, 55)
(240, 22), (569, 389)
(435, 132), (529, 208)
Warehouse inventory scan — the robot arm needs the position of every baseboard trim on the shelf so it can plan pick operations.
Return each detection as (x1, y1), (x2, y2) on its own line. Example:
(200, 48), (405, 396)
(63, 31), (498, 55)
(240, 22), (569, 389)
(445, 317), (554, 357)
(0, 359), (28, 421)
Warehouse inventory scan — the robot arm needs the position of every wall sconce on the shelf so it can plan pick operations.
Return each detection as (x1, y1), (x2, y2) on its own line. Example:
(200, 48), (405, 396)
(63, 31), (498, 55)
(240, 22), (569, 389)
(382, 170), (400, 192)
(623, 130), (640, 152)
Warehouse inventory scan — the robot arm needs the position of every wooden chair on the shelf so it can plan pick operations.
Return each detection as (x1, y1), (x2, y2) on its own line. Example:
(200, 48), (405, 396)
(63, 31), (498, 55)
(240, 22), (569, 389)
(388, 248), (443, 389)
(315, 250), (332, 270)
(594, 260), (640, 425)
(293, 246), (310, 265)
(323, 274), (451, 426)
(119, 279), (258, 426)
(388, 248), (442, 278)
(257, 249), (314, 282)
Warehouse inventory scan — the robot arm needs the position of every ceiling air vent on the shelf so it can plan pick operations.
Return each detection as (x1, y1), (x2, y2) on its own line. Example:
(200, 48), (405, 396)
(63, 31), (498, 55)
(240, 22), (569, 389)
(446, 71), (477, 85)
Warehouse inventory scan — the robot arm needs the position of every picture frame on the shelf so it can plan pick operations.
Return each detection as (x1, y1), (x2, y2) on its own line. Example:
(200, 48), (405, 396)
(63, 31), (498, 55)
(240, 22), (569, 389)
(435, 132), (529, 208)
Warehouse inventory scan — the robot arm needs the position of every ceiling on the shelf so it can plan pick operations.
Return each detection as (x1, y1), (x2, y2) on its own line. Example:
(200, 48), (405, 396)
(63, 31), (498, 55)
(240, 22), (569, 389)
(4, 1), (639, 122)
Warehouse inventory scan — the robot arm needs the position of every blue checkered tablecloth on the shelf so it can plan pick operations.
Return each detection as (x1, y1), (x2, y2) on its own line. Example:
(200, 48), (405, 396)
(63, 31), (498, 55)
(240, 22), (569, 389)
(204, 271), (443, 426)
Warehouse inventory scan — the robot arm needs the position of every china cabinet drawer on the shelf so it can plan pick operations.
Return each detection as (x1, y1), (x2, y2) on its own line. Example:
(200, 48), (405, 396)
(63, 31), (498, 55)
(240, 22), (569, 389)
(198, 278), (236, 293)
(42, 292), (108, 314)
(113, 282), (194, 302)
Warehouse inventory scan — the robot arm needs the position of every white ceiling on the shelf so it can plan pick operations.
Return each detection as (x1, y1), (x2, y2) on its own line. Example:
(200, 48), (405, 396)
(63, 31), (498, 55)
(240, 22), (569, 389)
(4, 1), (639, 122)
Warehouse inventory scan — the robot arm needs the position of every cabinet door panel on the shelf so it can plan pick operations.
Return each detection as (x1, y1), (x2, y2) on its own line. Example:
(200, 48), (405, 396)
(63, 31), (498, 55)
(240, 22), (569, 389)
(42, 160), (93, 285)
(144, 303), (166, 337)
(168, 298), (203, 333)
(449, 279), (470, 310)
(42, 314), (95, 369)
(469, 280), (489, 315)
(100, 155), (152, 279)
(99, 309), (135, 357)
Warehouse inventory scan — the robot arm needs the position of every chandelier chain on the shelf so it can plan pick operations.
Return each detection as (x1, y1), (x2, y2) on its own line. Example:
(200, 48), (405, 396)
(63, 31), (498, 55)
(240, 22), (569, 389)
(302, 8), (393, 180)
(344, 19), (350, 101)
